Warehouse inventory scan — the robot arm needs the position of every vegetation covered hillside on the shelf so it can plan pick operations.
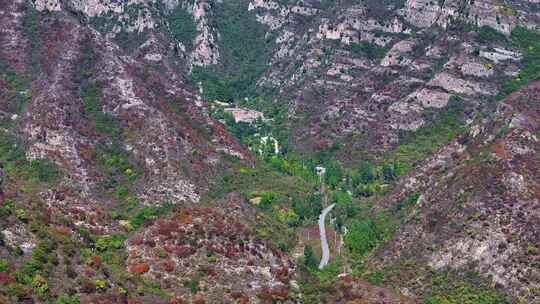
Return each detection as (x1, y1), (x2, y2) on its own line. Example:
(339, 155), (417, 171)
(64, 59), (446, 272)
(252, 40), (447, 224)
(0, 0), (538, 303)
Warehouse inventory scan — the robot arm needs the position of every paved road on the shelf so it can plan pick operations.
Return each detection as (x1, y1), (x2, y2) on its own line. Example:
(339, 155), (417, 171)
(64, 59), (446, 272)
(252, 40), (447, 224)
(318, 203), (336, 269)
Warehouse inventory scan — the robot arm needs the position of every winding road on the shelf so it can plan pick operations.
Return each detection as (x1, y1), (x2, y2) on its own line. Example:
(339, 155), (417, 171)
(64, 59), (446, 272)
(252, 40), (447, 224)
(318, 203), (336, 269)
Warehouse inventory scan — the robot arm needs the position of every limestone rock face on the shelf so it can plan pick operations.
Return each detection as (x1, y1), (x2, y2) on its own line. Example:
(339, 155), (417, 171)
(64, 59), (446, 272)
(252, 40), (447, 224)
(32, 0), (220, 68)
(1, 0), (252, 227)
(188, 0), (220, 66)
(249, 0), (537, 156)
(367, 81), (540, 302)
(0, 0), (539, 303)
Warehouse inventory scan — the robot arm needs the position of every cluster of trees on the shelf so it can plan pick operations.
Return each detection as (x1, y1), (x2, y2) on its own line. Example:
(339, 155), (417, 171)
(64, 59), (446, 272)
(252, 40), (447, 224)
(167, 6), (197, 49)
(348, 42), (387, 61)
(499, 27), (540, 97)
(211, 0), (274, 98)
(82, 85), (121, 138)
(344, 192), (419, 260)
(191, 0), (275, 102)
(0, 133), (59, 185)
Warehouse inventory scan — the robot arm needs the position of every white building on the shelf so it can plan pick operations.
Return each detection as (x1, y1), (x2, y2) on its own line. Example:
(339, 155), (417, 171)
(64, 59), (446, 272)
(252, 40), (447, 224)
(224, 108), (264, 123)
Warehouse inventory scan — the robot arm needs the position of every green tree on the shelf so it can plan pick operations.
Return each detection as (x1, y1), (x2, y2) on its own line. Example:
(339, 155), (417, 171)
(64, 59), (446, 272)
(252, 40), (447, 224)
(345, 215), (389, 259)
(303, 245), (318, 270)
(358, 161), (376, 184)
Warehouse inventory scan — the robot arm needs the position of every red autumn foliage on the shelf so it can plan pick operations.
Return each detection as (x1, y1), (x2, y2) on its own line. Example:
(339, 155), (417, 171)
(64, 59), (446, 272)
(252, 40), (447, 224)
(144, 238), (156, 248)
(272, 267), (289, 283)
(200, 265), (217, 277)
(157, 220), (176, 236)
(207, 243), (224, 255)
(164, 244), (177, 254)
(169, 298), (187, 304)
(231, 292), (249, 304)
(224, 246), (238, 258)
(81, 279), (96, 293)
(492, 142), (509, 159)
(89, 255), (102, 268)
(213, 218), (226, 230)
(53, 225), (73, 236)
(178, 211), (192, 225)
(130, 234), (144, 246)
(159, 260), (175, 272)
(128, 262), (150, 274)
(0, 273), (15, 285)
(257, 286), (289, 301)
(176, 245), (196, 258)
(192, 294), (205, 304)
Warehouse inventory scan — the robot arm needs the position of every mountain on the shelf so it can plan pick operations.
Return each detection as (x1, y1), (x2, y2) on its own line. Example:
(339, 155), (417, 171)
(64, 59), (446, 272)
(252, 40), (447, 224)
(0, 0), (538, 303)
(367, 80), (539, 303)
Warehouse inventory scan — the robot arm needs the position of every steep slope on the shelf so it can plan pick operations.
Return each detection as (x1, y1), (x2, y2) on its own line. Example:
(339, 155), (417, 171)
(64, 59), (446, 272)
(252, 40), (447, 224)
(1, 0), (539, 303)
(2, 0), (252, 215)
(28, 0), (539, 161)
(365, 80), (539, 303)
(250, 0), (539, 157)
(0, 2), (303, 303)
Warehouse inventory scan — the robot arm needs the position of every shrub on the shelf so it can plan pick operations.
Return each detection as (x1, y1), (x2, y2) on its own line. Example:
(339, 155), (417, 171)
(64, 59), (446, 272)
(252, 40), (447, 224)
(22, 6), (41, 69)
(130, 203), (173, 230)
(426, 273), (507, 304)
(476, 26), (508, 45)
(184, 277), (200, 294)
(0, 260), (8, 273)
(202, 0), (273, 99)
(82, 85), (121, 137)
(95, 234), (127, 252)
(96, 144), (139, 194)
(191, 67), (233, 102)
(392, 192), (420, 214)
(128, 262), (150, 274)
(95, 279), (107, 291)
(15, 209), (28, 222)
(56, 294), (80, 304)
(385, 96), (466, 175)
(31, 274), (48, 297)
(303, 245), (318, 270)
(27, 159), (59, 183)
(113, 30), (148, 51)
(345, 218), (384, 258)
(348, 42), (387, 60)
(0, 60), (30, 125)
(0, 133), (60, 183)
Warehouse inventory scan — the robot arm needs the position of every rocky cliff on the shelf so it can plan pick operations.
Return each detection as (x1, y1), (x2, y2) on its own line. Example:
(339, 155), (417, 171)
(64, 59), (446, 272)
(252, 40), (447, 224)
(0, 0), (539, 303)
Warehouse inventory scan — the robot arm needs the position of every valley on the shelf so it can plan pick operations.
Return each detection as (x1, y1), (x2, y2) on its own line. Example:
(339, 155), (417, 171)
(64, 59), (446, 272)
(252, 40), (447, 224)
(0, 0), (538, 303)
